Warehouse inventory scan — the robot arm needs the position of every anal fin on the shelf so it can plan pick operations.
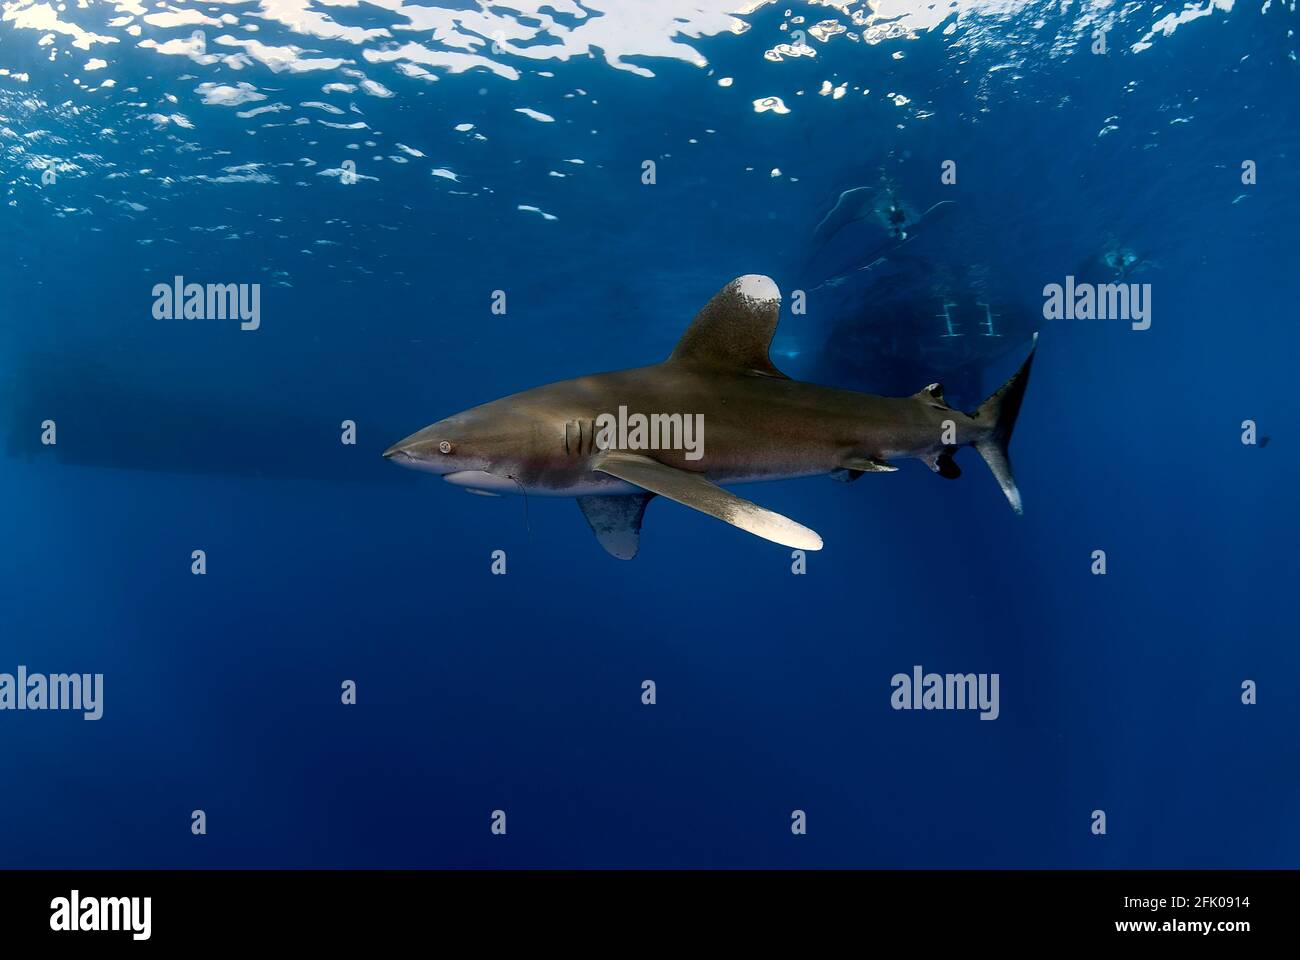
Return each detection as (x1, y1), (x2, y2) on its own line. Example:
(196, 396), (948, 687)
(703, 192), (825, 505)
(924, 448), (962, 479)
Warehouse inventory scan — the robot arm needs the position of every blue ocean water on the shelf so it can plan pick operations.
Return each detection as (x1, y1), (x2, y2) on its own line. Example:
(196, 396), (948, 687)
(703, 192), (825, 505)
(1, 1), (1297, 868)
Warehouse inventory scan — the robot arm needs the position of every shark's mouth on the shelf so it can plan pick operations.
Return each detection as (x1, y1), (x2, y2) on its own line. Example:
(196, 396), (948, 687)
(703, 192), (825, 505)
(384, 449), (448, 474)
(443, 470), (517, 493)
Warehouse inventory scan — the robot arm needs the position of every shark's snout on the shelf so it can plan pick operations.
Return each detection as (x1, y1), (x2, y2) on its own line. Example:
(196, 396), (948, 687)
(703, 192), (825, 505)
(382, 435), (421, 461)
(382, 430), (455, 473)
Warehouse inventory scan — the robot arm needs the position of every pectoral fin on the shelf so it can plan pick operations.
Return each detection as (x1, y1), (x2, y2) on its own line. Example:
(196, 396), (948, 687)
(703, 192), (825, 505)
(592, 452), (823, 551)
(576, 493), (654, 560)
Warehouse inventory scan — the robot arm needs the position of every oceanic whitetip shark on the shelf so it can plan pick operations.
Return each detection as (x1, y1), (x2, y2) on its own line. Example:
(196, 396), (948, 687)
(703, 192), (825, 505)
(384, 275), (1036, 559)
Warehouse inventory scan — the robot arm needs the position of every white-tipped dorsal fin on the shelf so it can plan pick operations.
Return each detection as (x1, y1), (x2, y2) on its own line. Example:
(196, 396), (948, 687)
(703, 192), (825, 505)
(668, 274), (789, 379)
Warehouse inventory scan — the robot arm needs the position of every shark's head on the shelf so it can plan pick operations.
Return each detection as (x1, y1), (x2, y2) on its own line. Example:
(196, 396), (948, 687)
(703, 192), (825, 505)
(382, 400), (540, 494)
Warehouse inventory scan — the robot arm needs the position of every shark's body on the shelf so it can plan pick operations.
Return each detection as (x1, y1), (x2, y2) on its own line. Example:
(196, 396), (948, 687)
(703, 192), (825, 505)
(385, 276), (1035, 558)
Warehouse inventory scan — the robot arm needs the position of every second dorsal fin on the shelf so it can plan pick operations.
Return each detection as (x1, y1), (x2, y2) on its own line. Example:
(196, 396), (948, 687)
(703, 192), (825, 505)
(913, 382), (949, 407)
(667, 275), (789, 379)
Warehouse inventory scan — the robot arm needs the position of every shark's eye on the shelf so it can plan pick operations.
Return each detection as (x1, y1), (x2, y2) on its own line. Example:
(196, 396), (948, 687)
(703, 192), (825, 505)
(438, 441), (453, 454)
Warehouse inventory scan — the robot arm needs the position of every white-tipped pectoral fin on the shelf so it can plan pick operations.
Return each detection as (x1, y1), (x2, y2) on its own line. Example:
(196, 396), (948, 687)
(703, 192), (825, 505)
(592, 452), (823, 551)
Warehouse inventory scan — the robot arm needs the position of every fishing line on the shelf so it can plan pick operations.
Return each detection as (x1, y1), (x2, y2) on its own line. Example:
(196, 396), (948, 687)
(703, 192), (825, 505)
(508, 474), (532, 540)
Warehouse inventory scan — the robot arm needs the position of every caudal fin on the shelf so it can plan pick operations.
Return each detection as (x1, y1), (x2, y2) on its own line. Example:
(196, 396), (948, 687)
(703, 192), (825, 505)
(971, 334), (1037, 515)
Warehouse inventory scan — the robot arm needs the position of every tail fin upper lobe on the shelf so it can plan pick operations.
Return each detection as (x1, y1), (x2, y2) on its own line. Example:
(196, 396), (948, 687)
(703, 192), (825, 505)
(971, 334), (1037, 515)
